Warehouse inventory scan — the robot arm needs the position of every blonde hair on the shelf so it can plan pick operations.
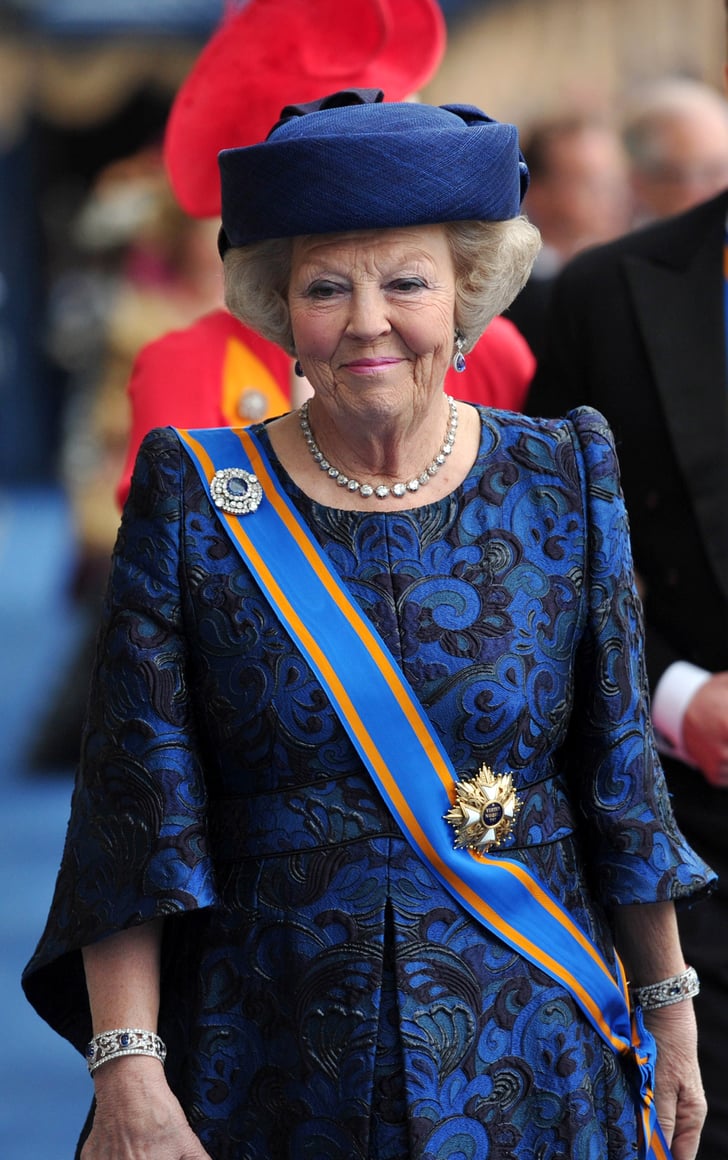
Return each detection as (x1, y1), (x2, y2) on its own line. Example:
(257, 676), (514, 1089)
(444, 217), (540, 350)
(224, 236), (295, 352)
(223, 217), (541, 354)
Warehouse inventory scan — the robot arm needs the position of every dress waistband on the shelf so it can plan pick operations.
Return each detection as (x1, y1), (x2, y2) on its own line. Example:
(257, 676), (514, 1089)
(208, 768), (575, 863)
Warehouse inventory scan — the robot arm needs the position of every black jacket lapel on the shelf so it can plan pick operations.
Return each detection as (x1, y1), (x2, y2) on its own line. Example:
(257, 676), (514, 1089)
(623, 195), (728, 599)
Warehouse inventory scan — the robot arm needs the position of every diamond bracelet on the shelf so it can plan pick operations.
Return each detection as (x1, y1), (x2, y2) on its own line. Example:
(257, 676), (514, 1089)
(86, 1028), (167, 1075)
(632, 965), (700, 1012)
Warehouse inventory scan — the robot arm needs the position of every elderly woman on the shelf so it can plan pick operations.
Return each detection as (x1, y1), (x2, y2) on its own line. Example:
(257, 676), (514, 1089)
(24, 91), (712, 1160)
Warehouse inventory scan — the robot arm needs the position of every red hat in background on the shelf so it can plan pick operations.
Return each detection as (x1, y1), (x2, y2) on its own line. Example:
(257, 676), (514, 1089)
(164, 0), (446, 218)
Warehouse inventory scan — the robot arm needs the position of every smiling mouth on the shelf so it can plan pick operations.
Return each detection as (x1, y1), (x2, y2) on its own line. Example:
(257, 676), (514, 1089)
(344, 357), (403, 370)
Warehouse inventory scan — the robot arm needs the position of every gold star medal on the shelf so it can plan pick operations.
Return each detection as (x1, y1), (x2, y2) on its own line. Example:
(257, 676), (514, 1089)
(444, 764), (521, 853)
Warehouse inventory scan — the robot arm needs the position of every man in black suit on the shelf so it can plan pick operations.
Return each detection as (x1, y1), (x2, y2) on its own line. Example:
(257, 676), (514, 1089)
(505, 113), (630, 358)
(527, 173), (728, 1160)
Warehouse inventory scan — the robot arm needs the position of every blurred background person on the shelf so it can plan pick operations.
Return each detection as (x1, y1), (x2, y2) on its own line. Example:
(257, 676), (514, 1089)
(622, 74), (728, 225)
(506, 113), (631, 356)
(64, 148), (225, 588)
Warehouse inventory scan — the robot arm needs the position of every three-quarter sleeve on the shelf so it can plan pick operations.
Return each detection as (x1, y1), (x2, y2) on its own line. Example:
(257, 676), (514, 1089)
(23, 428), (219, 1051)
(563, 406), (715, 907)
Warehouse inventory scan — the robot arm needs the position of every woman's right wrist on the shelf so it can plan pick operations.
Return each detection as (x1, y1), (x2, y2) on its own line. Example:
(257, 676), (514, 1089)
(86, 1028), (167, 1076)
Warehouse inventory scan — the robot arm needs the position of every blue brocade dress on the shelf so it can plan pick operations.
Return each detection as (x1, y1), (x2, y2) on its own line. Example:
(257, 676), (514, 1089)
(23, 405), (713, 1160)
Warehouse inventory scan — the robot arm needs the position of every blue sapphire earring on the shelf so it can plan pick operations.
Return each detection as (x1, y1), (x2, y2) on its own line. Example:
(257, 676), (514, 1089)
(294, 359), (305, 378)
(453, 332), (466, 374)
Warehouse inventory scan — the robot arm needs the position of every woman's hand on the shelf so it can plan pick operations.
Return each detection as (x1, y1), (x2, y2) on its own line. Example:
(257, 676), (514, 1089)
(81, 1056), (212, 1159)
(645, 1001), (706, 1160)
(613, 902), (706, 1158)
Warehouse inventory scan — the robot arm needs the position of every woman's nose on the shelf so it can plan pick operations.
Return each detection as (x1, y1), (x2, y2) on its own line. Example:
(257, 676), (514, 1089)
(346, 288), (391, 338)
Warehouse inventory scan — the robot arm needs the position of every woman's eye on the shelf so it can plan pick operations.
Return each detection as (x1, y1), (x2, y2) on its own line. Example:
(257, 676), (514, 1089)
(390, 278), (426, 293)
(308, 281), (343, 299)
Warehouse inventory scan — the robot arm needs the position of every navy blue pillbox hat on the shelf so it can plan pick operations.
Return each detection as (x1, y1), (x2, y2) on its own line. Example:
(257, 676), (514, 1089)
(218, 89), (529, 253)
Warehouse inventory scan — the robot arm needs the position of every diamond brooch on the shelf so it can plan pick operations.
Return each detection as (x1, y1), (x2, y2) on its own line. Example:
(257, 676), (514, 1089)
(210, 467), (263, 515)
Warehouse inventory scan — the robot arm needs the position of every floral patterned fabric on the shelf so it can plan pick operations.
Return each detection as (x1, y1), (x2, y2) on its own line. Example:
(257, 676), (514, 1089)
(23, 405), (713, 1160)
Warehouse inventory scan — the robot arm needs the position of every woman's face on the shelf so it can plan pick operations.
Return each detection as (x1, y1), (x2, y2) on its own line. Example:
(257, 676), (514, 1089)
(287, 224), (457, 423)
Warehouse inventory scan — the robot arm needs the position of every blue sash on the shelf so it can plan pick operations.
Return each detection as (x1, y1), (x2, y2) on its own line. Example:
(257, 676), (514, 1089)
(173, 423), (672, 1160)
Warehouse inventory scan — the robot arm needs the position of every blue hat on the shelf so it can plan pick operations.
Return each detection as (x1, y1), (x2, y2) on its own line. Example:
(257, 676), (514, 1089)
(218, 89), (529, 252)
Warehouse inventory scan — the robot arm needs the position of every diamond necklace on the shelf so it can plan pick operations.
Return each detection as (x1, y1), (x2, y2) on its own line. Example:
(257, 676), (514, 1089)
(299, 396), (459, 499)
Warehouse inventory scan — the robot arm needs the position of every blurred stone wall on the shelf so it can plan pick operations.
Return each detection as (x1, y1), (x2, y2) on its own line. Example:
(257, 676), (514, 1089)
(423, 0), (725, 124)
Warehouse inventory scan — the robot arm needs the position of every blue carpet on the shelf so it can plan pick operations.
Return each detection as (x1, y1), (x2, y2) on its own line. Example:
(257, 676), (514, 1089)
(0, 487), (91, 1158)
